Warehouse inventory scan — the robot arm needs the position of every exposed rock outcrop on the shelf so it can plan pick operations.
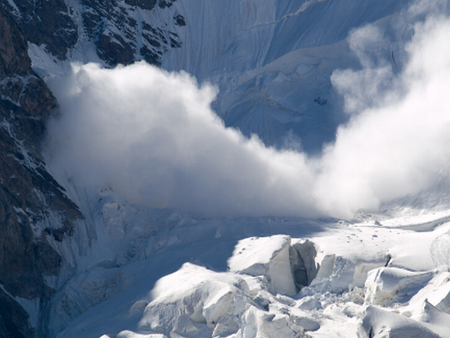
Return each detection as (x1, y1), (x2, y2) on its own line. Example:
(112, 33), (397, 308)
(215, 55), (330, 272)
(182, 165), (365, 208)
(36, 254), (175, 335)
(1, 0), (78, 59)
(81, 0), (183, 66)
(0, 8), (82, 337)
(0, 0), (188, 335)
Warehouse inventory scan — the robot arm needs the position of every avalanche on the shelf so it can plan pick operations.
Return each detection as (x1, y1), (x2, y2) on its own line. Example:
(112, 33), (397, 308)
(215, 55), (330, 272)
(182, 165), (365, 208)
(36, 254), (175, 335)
(22, 0), (450, 337)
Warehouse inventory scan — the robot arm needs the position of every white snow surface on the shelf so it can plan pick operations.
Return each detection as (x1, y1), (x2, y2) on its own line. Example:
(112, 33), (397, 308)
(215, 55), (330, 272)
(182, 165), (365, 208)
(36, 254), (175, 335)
(54, 207), (450, 338)
(228, 235), (297, 295)
(22, 0), (450, 337)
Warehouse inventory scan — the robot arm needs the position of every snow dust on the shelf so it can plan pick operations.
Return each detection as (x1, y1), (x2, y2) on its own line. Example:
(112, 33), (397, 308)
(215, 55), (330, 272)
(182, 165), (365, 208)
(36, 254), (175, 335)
(44, 9), (450, 219)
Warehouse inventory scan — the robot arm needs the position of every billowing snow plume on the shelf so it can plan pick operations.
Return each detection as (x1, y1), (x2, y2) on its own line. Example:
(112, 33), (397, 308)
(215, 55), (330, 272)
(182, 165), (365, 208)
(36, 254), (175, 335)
(320, 15), (450, 215)
(45, 13), (450, 218)
(44, 64), (317, 217)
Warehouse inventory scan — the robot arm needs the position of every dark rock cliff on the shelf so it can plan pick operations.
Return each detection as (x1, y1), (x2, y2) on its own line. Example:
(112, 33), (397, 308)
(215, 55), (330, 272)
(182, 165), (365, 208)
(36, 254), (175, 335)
(0, 7), (82, 338)
(1, 0), (184, 66)
(0, 0), (184, 336)
(1, 0), (78, 59)
(81, 0), (183, 66)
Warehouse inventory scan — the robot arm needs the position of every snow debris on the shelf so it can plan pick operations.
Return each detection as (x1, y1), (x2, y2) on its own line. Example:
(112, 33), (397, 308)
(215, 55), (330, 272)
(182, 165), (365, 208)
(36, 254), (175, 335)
(137, 263), (309, 338)
(228, 235), (297, 295)
(228, 236), (321, 296)
(359, 305), (440, 338)
(365, 268), (436, 307)
(117, 331), (167, 338)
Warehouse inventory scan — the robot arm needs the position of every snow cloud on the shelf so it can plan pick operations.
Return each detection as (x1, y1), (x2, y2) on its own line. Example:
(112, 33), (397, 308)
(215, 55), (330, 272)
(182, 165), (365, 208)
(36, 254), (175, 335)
(323, 14), (450, 216)
(45, 8), (450, 219)
(44, 64), (317, 217)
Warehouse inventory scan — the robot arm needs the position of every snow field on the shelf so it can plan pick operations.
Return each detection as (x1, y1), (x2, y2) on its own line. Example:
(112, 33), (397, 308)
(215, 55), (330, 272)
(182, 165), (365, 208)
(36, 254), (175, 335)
(55, 195), (450, 337)
(120, 221), (450, 338)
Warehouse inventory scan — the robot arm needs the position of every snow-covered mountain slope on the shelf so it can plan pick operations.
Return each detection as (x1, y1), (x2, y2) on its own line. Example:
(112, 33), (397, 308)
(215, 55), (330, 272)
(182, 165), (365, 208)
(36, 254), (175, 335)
(3, 0), (450, 337)
(27, 0), (414, 152)
(20, 0), (417, 153)
(39, 0), (450, 336)
(162, 0), (411, 151)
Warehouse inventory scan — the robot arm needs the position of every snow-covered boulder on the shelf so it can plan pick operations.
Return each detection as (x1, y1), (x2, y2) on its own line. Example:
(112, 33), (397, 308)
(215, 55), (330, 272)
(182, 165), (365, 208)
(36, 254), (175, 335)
(228, 235), (296, 295)
(138, 263), (251, 337)
(358, 305), (440, 338)
(365, 267), (436, 307)
(135, 263), (309, 338)
(416, 299), (450, 338)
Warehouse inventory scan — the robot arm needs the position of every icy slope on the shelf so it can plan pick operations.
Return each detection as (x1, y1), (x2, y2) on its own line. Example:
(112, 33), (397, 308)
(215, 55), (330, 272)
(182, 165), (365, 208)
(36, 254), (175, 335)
(164, 0), (408, 78)
(161, 0), (411, 151)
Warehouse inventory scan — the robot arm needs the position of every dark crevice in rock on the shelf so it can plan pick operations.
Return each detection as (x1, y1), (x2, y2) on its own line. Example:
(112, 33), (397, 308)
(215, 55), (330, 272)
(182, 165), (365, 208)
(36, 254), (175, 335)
(125, 0), (157, 11)
(159, 0), (176, 9)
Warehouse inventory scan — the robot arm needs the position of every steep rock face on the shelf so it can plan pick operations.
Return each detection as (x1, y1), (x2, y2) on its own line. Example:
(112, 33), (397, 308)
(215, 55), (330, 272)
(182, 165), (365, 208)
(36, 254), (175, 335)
(0, 288), (34, 338)
(1, 0), (78, 59)
(0, 1), (187, 336)
(1, 0), (184, 66)
(81, 0), (184, 66)
(0, 8), (82, 338)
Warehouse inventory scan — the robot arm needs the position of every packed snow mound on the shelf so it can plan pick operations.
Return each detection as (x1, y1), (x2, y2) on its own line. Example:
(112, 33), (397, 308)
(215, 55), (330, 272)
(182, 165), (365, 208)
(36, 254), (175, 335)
(135, 263), (310, 338)
(417, 299), (450, 338)
(426, 275), (450, 314)
(228, 235), (297, 295)
(228, 235), (319, 295)
(365, 267), (436, 307)
(359, 305), (440, 338)
(139, 263), (253, 337)
(56, 219), (450, 338)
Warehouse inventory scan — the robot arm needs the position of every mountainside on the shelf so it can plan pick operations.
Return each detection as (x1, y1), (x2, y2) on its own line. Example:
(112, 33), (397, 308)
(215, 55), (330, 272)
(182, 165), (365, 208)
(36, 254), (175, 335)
(0, 7), (83, 337)
(162, 0), (410, 151)
(0, 1), (186, 335)
(1, 0), (450, 337)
